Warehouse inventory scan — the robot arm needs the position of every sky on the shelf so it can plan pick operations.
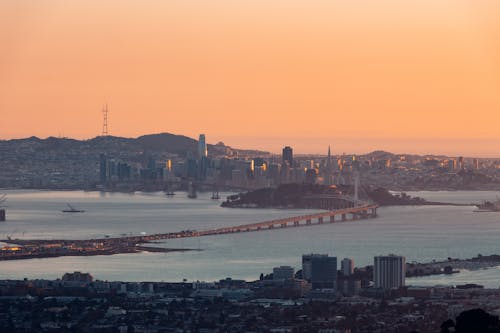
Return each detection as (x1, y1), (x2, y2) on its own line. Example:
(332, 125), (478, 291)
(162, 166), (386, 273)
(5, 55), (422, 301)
(0, 1), (499, 156)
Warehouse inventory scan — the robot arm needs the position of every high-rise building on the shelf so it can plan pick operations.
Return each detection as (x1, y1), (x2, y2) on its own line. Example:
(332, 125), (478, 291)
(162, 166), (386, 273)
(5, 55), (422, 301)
(310, 256), (337, 289)
(458, 156), (464, 170)
(324, 145), (334, 185)
(198, 134), (208, 159)
(341, 258), (354, 277)
(473, 159), (479, 170)
(99, 153), (107, 184)
(327, 145), (332, 170)
(282, 146), (293, 167)
(374, 255), (406, 290)
(302, 253), (327, 281)
(303, 254), (337, 289)
(273, 266), (295, 280)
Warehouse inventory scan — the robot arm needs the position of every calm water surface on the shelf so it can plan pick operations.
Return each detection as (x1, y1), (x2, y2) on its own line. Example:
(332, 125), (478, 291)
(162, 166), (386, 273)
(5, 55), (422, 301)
(1, 190), (500, 287)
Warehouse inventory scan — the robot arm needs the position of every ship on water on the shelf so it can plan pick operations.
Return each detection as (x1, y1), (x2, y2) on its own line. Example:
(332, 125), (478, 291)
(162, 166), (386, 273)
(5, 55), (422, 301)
(475, 199), (500, 212)
(62, 203), (85, 213)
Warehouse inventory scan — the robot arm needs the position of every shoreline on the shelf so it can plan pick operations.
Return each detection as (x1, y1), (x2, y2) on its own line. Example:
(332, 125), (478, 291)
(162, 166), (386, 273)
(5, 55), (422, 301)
(0, 244), (198, 261)
(2, 187), (500, 193)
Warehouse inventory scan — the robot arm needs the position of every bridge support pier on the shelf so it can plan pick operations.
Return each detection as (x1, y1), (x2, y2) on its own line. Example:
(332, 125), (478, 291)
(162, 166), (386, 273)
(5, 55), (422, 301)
(306, 219), (311, 225)
(341, 214), (346, 221)
(280, 223), (286, 228)
(294, 221), (299, 227)
(330, 215), (335, 223)
(318, 217), (323, 224)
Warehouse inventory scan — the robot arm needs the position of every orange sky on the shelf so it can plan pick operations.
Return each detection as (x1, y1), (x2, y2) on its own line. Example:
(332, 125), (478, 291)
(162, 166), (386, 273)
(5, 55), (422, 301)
(1, 1), (499, 156)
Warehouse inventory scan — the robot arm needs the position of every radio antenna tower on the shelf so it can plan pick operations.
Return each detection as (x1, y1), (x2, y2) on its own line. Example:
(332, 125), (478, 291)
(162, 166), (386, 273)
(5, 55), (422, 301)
(101, 104), (109, 136)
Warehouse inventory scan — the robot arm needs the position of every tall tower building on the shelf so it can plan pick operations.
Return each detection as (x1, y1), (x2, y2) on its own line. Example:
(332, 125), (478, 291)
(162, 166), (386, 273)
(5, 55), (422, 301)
(374, 255), (406, 290)
(327, 145), (332, 170)
(282, 146), (293, 167)
(302, 254), (337, 289)
(198, 134), (208, 159)
(302, 253), (327, 281)
(458, 156), (464, 170)
(310, 255), (337, 289)
(325, 145), (333, 185)
(341, 258), (354, 277)
(99, 153), (107, 184)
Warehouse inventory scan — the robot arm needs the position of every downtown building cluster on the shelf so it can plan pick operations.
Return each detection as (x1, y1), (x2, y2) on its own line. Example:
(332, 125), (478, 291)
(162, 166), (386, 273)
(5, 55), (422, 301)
(95, 135), (500, 193)
(2, 134), (500, 191)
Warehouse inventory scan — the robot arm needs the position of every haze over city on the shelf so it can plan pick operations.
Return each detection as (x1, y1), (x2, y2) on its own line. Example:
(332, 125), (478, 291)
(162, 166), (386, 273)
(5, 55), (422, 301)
(1, 1), (500, 156)
(4, 2), (500, 332)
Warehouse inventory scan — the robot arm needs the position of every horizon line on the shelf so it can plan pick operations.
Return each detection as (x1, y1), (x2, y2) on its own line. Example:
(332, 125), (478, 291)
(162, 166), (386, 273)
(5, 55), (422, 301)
(1, 132), (499, 159)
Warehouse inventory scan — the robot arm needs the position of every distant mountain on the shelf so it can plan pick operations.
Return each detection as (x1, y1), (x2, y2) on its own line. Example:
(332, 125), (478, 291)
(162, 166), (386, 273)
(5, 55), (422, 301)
(0, 132), (270, 157)
(135, 133), (197, 155)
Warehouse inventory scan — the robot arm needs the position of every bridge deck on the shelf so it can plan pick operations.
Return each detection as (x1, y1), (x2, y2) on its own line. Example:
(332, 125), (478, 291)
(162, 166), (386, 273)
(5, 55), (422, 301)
(2, 204), (378, 249)
(195, 204), (378, 237)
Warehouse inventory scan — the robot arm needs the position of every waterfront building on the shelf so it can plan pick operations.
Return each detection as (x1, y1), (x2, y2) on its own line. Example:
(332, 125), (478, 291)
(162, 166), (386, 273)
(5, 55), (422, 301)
(273, 266), (295, 280)
(282, 146), (293, 167)
(302, 253), (327, 281)
(374, 254), (406, 289)
(198, 134), (208, 159)
(311, 256), (337, 289)
(341, 258), (354, 277)
(302, 254), (337, 289)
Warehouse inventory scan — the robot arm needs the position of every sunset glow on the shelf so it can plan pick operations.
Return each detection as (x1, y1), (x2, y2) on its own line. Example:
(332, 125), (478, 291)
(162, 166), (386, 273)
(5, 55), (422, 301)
(1, 1), (499, 156)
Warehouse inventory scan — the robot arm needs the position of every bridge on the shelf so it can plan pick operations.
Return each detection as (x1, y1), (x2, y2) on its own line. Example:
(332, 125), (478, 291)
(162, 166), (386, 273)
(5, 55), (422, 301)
(1, 202), (378, 261)
(123, 202), (378, 242)
(195, 204), (378, 237)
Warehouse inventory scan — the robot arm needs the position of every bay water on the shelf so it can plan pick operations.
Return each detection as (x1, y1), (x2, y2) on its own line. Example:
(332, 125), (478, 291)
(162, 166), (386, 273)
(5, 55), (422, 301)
(1, 190), (499, 287)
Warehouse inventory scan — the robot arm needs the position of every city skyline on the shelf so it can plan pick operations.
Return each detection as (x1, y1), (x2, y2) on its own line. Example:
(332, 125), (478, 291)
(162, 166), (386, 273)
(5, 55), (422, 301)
(0, 131), (498, 158)
(1, 1), (500, 156)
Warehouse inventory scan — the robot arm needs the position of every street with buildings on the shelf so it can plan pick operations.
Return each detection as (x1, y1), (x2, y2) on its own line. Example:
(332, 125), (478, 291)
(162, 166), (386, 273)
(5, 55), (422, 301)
(1, 253), (499, 332)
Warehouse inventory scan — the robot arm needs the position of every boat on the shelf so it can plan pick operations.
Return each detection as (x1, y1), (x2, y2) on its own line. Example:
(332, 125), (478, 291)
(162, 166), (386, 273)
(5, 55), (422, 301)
(474, 199), (500, 212)
(62, 203), (85, 213)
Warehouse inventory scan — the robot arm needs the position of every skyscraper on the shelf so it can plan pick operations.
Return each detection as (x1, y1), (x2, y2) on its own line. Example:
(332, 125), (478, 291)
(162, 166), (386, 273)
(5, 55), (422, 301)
(282, 146), (293, 166)
(374, 254), (406, 290)
(325, 145), (333, 185)
(327, 145), (332, 170)
(310, 255), (337, 289)
(302, 254), (337, 289)
(341, 258), (354, 277)
(198, 134), (208, 159)
(302, 253), (327, 281)
(99, 153), (107, 184)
